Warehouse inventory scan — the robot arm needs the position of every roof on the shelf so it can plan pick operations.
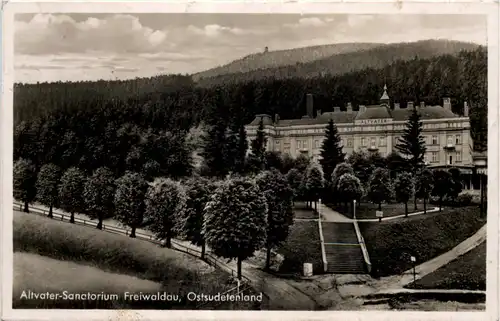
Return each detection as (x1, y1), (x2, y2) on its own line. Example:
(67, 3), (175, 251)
(355, 106), (392, 120)
(276, 111), (358, 126)
(249, 114), (273, 126)
(390, 106), (458, 121)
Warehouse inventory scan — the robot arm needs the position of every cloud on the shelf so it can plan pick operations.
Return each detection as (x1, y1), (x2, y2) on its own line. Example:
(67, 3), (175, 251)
(15, 13), (169, 55)
(284, 16), (333, 28)
(347, 15), (375, 28)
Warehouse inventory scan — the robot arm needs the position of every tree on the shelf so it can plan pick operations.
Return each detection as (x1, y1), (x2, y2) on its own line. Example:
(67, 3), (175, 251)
(114, 172), (149, 237)
(142, 160), (161, 181)
(58, 167), (86, 223)
(303, 164), (324, 210)
(347, 150), (373, 188)
(337, 173), (364, 216)
(286, 168), (304, 203)
(448, 167), (463, 205)
(204, 177), (268, 279)
(265, 151), (284, 171)
(394, 172), (415, 217)
(13, 158), (37, 213)
(234, 124), (248, 174)
(432, 169), (453, 211)
(83, 167), (116, 229)
(249, 118), (268, 172)
(367, 168), (393, 211)
(416, 168), (434, 214)
(202, 121), (229, 178)
(331, 162), (355, 200)
(367, 151), (386, 169)
(293, 153), (311, 173)
(178, 176), (216, 258)
(145, 178), (186, 248)
(386, 151), (409, 180)
(36, 163), (62, 218)
(395, 107), (427, 174)
(256, 169), (294, 270)
(319, 119), (345, 182)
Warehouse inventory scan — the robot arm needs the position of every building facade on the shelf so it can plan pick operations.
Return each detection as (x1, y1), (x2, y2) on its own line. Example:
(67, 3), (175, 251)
(245, 85), (473, 168)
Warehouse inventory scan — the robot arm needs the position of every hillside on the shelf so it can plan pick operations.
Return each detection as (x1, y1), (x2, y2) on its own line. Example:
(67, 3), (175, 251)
(192, 43), (382, 81)
(196, 40), (480, 87)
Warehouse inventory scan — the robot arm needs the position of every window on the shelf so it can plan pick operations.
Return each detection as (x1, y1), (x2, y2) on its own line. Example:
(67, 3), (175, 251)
(276, 140), (280, 145)
(347, 138), (353, 147)
(456, 151), (462, 162)
(361, 137), (367, 147)
(296, 140), (301, 150)
(303, 141), (308, 149)
(314, 140), (319, 149)
(432, 152), (439, 163)
(432, 136), (438, 145)
(379, 136), (386, 146)
(447, 136), (453, 145)
(370, 137), (376, 147)
(455, 135), (462, 145)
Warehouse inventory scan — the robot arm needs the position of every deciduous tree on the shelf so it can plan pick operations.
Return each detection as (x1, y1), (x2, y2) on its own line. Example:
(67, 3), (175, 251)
(36, 163), (62, 218)
(416, 168), (434, 214)
(256, 169), (294, 270)
(145, 178), (186, 248)
(204, 177), (268, 279)
(367, 168), (393, 211)
(303, 164), (324, 210)
(394, 172), (415, 216)
(13, 158), (37, 213)
(432, 169), (453, 211)
(83, 167), (116, 229)
(177, 176), (215, 258)
(337, 173), (364, 216)
(448, 167), (463, 205)
(59, 167), (86, 223)
(114, 172), (149, 237)
(286, 168), (303, 203)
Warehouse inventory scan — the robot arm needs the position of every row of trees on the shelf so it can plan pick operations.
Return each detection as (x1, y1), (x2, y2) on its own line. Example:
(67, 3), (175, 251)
(14, 156), (296, 279)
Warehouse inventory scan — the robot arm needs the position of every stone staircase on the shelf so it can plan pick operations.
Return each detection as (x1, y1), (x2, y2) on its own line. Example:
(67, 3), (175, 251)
(322, 222), (366, 274)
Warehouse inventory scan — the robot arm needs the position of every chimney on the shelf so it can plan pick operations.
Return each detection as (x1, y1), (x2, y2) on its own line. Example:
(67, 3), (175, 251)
(359, 105), (366, 113)
(394, 102), (400, 110)
(443, 98), (451, 111)
(306, 94), (314, 118)
(420, 101), (425, 109)
(347, 102), (352, 112)
(407, 101), (414, 110)
(317, 109), (322, 117)
(333, 107), (341, 113)
(274, 113), (280, 123)
(464, 101), (469, 117)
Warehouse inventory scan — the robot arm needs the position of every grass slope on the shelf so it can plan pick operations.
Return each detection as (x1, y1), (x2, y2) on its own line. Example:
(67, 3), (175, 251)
(13, 252), (165, 309)
(328, 200), (427, 219)
(277, 221), (323, 275)
(359, 207), (486, 277)
(407, 242), (486, 291)
(14, 211), (232, 301)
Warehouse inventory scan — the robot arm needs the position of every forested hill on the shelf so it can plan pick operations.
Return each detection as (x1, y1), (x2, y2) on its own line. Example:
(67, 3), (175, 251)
(196, 40), (480, 87)
(14, 48), (487, 160)
(192, 42), (382, 81)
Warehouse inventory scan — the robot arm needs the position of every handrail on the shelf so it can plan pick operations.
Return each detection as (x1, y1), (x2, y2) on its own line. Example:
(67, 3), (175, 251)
(13, 202), (252, 295)
(317, 204), (328, 273)
(353, 219), (372, 273)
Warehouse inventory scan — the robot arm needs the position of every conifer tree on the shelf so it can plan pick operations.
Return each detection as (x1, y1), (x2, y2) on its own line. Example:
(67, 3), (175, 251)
(395, 108), (427, 173)
(235, 123), (248, 174)
(319, 119), (345, 181)
(249, 118), (268, 172)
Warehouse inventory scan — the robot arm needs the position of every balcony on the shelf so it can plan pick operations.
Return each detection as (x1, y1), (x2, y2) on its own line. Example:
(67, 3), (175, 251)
(368, 145), (379, 152)
(443, 143), (456, 150)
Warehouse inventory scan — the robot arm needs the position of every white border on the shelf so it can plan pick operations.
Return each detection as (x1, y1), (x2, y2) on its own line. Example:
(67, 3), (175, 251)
(1, 2), (499, 321)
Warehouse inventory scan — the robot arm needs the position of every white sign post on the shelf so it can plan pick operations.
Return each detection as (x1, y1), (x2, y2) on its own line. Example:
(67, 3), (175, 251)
(376, 210), (383, 222)
(353, 199), (357, 219)
(410, 256), (416, 283)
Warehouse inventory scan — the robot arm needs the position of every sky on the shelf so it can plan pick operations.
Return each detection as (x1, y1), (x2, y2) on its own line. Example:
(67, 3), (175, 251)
(14, 13), (487, 84)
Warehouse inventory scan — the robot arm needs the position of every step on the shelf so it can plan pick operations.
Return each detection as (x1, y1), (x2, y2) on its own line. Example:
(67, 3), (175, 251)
(322, 222), (359, 243)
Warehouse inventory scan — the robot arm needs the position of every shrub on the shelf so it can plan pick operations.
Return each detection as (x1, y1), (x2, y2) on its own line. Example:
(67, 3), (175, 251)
(457, 193), (474, 206)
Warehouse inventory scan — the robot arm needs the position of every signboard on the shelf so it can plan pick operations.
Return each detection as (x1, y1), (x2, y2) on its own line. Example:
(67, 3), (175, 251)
(410, 256), (416, 263)
(376, 211), (384, 218)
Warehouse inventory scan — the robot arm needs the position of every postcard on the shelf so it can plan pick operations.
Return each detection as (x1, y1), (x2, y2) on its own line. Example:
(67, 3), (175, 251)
(1, 1), (498, 320)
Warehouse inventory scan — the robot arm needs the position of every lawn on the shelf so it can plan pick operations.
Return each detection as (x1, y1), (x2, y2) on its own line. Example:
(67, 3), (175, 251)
(359, 206), (486, 277)
(13, 252), (166, 309)
(327, 199), (428, 219)
(276, 221), (323, 275)
(14, 211), (238, 308)
(406, 242), (486, 291)
(293, 202), (318, 219)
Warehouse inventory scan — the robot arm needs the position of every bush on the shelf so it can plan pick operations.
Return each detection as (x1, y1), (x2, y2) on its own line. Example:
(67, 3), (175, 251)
(456, 193), (474, 206)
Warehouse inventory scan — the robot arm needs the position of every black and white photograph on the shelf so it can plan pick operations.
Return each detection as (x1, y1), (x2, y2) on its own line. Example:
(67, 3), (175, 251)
(1, 2), (498, 320)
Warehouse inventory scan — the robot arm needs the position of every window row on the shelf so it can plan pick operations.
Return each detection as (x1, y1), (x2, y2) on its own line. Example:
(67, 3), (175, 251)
(424, 151), (462, 163)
